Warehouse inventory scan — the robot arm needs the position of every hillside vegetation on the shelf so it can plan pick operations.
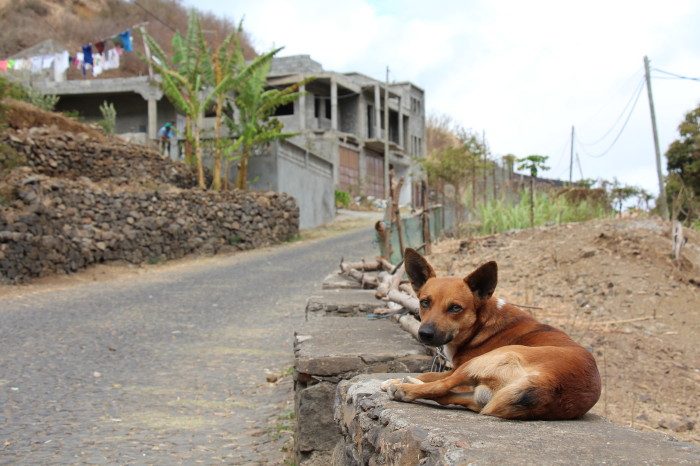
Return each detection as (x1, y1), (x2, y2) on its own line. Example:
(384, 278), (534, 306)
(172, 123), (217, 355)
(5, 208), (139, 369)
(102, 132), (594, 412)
(0, 0), (256, 78)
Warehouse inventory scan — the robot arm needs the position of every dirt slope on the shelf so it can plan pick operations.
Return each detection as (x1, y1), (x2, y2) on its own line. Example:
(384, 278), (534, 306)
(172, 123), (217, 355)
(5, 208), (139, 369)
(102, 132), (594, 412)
(430, 218), (699, 443)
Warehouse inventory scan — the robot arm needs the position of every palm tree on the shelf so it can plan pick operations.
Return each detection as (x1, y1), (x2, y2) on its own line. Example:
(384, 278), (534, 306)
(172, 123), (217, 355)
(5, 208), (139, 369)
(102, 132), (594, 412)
(224, 52), (309, 190)
(517, 155), (550, 227)
(142, 13), (211, 188)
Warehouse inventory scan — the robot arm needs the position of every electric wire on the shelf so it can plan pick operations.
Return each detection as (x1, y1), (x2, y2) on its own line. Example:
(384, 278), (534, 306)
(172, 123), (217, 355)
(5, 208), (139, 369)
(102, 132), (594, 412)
(133, 0), (179, 33)
(577, 76), (645, 146)
(652, 68), (700, 82)
(577, 79), (644, 159)
(578, 66), (643, 128)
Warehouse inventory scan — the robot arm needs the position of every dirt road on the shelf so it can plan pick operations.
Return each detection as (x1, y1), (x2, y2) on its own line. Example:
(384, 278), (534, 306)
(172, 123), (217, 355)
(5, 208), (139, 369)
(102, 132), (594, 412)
(0, 227), (378, 464)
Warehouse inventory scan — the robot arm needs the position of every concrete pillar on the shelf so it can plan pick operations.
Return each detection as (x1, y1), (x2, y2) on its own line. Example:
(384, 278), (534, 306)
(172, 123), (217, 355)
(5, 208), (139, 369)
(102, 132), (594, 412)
(374, 85), (381, 139)
(147, 98), (157, 141)
(330, 78), (338, 131)
(299, 84), (306, 131)
(398, 106), (404, 150)
(357, 94), (365, 139)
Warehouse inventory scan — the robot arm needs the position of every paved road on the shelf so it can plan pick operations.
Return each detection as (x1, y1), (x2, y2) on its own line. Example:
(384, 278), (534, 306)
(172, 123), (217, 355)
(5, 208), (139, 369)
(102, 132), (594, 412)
(0, 228), (378, 464)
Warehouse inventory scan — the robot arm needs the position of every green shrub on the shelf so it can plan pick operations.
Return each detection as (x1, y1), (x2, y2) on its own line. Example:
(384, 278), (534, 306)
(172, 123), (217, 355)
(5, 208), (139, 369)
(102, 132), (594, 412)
(478, 190), (610, 234)
(0, 75), (58, 111)
(335, 189), (351, 208)
(98, 101), (117, 134)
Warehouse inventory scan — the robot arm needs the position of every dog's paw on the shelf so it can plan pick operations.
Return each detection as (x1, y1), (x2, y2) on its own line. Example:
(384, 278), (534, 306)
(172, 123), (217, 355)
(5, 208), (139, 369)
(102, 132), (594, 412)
(380, 378), (402, 392)
(402, 376), (424, 385)
(387, 383), (416, 402)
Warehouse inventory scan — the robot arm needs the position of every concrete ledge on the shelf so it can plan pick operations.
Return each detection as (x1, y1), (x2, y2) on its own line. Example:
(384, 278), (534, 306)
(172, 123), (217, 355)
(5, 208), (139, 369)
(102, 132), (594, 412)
(294, 317), (432, 463)
(334, 374), (700, 465)
(305, 289), (385, 318)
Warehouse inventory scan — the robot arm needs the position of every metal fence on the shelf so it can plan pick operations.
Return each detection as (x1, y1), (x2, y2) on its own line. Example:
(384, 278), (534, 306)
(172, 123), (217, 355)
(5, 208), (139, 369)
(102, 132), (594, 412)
(377, 202), (462, 264)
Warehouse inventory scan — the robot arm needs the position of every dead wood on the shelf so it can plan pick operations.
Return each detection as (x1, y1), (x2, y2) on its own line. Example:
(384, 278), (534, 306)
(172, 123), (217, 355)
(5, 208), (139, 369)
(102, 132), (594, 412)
(340, 259), (382, 273)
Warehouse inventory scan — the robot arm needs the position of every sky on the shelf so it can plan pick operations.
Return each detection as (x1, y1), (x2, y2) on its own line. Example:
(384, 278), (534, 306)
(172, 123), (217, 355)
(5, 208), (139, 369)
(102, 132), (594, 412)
(189, 0), (700, 197)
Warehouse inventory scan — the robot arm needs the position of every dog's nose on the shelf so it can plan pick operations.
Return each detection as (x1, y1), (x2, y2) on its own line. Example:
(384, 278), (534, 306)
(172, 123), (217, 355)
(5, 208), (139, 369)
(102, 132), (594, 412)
(418, 324), (435, 344)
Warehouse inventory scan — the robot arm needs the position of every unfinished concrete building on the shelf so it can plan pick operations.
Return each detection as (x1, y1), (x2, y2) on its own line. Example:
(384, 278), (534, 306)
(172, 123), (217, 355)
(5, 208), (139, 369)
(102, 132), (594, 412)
(262, 55), (427, 206)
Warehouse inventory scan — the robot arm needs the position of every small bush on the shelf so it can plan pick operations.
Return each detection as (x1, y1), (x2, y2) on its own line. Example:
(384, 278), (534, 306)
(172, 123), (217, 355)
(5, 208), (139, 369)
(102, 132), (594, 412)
(478, 190), (610, 234)
(335, 189), (351, 208)
(98, 101), (116, 134)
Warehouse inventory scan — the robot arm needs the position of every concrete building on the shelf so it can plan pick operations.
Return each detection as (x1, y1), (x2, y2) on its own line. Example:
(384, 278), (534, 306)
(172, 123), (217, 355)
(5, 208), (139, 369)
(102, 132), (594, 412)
(24, 51), (426, 228)
(264, 55), (426, 206)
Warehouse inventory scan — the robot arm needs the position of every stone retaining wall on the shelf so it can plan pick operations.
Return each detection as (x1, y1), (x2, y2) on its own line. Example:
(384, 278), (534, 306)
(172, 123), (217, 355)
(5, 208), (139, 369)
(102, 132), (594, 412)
(335, 374), (700, 465)
(0, 169), (298, 282)
(2, 127), (198, 188)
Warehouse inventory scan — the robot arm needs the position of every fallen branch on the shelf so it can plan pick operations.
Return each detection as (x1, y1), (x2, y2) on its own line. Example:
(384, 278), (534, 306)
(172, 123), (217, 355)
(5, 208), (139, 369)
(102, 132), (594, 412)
(341, 267), (379, 289)
(386, 289), (419, 316)
(339, 258), (382, 273)
(392, 313), (421, 340)
(595, 316), (657, 326)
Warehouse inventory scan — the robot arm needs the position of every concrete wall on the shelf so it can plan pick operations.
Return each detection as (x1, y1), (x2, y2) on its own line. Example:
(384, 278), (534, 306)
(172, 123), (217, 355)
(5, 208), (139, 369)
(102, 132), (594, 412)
(276, 141), (335, 229)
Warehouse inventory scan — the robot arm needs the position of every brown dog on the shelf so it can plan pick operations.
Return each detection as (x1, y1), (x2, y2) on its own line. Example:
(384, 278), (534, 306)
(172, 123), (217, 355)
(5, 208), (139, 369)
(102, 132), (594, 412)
(381, 248), (601, 420)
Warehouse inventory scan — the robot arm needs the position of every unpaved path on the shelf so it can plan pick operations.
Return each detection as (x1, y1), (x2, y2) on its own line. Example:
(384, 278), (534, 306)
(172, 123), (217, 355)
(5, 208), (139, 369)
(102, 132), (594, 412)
(0, 227), (378, 464)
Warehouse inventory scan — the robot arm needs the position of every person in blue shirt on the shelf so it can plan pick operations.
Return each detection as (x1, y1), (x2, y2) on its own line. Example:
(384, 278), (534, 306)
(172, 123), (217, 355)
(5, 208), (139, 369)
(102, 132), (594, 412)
(158, 121), (176, 157)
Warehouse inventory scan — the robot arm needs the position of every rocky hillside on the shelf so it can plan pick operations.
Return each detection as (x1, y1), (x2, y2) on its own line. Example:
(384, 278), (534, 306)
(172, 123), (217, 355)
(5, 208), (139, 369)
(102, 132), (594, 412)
(0, 0), (256, 77)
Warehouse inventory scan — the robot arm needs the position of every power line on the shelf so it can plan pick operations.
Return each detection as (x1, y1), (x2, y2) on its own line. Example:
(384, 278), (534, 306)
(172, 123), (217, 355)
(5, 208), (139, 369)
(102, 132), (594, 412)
(652, 68), (700, 82)
(133, 0), (179, 34)
(578, 66), (643, 127)
(577, 76), (645, 147)
(577, 79), (644, 159)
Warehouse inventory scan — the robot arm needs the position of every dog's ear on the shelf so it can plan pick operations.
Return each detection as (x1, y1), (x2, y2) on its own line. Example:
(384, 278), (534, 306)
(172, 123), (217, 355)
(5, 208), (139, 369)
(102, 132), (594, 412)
(464, 261), (498, 301)
(404, 248), (436, 292)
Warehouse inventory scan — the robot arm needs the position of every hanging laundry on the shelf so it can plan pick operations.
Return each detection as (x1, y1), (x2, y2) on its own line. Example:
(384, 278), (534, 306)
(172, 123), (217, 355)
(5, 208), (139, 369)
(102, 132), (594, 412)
(82, 44), (93, 76)
(82, 45), (93, 65)
(31, 56), (43, 73)
(0, 60), (7, 72)
(54, 50), (69, 80)
(118, 30), (133, 52)
(94, 41), (106, 54)
(40, 54), (54, 70)
(74, 52), (84, 69)
(92, 53), (104, 77)
(104, 47), (120, 71)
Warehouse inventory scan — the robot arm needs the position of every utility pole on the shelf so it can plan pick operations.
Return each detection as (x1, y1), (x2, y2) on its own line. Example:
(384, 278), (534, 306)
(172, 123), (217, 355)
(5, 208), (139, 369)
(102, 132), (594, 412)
(383, 66), (390, 199)
(643, 55), (669, 220)
(569, 125), (575, 184)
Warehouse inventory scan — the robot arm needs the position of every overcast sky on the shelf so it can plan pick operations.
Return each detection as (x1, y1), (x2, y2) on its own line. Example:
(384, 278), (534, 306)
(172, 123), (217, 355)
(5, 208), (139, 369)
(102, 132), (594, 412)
(189, 0), (699, 196)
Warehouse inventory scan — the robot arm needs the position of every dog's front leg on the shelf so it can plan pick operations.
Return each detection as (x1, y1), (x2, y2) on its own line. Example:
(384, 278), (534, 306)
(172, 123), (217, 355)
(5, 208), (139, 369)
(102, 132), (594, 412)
(387, 370), (469, 402)
(415, 369), (454, 383)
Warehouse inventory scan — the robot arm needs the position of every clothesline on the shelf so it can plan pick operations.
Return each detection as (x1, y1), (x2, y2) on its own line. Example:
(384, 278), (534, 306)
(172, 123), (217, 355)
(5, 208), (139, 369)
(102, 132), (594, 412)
(0, 23), (147, 79)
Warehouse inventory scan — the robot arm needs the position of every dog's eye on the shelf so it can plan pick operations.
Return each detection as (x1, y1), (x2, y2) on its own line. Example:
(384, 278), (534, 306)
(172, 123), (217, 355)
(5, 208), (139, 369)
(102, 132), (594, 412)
(419, 299), (430, 309)
(447, 304), (463, 314)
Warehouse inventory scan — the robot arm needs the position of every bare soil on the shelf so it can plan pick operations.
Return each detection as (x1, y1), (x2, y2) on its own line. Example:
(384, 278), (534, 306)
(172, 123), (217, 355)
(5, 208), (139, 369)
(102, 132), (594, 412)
(429, 217), (700, 443)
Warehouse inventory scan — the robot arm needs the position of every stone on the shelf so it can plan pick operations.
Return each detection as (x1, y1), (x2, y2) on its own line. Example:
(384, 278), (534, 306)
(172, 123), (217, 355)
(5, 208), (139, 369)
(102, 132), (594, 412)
(335, 374), (700, 465)
(294, 317), (431, 464)
(305, 289), (385, 318)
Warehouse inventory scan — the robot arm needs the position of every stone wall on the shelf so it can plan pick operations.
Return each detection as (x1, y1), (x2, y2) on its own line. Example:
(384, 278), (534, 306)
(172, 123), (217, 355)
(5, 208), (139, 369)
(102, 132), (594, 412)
(0, 168), (298, 283)
(2, 127), (198, 188)
(335, 375), (700, 465)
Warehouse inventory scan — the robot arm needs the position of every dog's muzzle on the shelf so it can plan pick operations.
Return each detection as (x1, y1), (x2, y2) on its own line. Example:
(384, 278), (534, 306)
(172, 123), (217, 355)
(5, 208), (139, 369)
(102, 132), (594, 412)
(418, 323), (452, 347)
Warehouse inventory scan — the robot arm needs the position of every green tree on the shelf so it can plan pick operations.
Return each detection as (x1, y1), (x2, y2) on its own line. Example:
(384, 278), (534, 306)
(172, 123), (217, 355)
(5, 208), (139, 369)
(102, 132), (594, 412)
(142, 12), (212, 188)
(420, 127), (486, 212)
(609, 178), (641, 216)
(516, 154), (550, 227)
(665, 104), (700, 221)
(223, 53), (308, 190)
